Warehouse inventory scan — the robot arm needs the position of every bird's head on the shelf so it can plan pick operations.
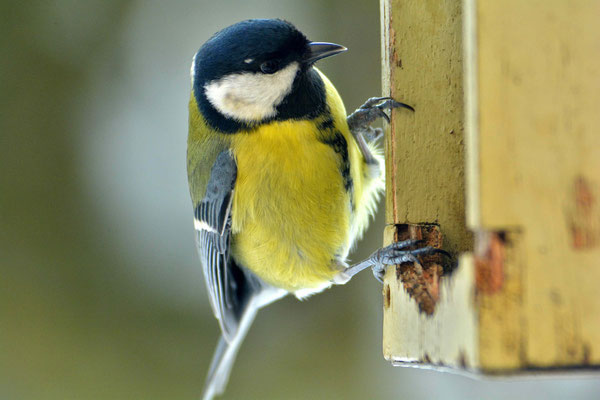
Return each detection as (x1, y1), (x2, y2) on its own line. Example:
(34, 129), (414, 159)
(191, 19), (346, 132)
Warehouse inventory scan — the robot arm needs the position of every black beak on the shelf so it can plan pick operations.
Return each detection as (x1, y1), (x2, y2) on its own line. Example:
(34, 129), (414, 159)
(303, 42), (347, 64)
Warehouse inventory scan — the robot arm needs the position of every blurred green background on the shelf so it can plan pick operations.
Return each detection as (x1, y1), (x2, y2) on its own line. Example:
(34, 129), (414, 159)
(1, 1), (599, 399)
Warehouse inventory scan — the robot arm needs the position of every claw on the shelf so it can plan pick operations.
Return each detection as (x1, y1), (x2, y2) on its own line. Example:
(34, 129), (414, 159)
(373, 269), (385, 284)
(371, 241), (452, 281)
(375, 99), (415, 113)
(346, 95), (414, 164)
(393, 101), (415, 112)
(348, 96), (414, 134)
(406, 246), (451, 258)
(372, 262), (385, 283)
(377, 107), (391, 123)
(373, 241), (445, 265)
(389, 239), (422, 250)
(339, 239), (452, 284)
(359, 96), (394, 109)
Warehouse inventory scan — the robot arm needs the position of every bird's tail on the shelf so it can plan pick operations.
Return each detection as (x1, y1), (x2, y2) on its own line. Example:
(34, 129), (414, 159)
(201, 302), (259, 400)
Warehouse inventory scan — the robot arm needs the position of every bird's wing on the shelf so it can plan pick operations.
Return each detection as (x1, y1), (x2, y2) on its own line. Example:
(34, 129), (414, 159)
(193, 150), (249, 342)
(194, 149), (287, 345)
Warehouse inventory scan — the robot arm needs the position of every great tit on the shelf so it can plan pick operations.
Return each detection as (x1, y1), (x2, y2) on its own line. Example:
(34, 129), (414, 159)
(187, 18), (441, 400)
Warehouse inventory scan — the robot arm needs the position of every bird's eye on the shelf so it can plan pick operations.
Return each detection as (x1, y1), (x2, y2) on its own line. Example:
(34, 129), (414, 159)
(260, 60), (280, 74)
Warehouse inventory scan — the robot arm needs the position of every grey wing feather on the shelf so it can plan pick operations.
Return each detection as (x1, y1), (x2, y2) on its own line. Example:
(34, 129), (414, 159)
(194, 150), (240, 342)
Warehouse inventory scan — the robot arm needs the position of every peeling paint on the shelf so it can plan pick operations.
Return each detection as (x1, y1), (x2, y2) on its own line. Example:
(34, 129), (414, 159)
(394, 224), (446, 315)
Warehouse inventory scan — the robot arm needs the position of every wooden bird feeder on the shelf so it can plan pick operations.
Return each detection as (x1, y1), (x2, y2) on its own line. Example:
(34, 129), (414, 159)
(381, 0), (600, 373)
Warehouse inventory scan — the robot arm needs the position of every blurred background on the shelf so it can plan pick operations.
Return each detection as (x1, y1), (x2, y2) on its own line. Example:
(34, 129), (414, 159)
(1, 0), (599, 399)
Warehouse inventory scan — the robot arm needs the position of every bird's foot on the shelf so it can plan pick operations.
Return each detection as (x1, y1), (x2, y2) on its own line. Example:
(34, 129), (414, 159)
(340, 239), (450, 284)
(346, 96), (414, 143)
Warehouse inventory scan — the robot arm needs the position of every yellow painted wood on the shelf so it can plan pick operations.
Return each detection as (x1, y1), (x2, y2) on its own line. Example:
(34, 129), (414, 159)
(381, 0), (474, 368)
(383, 0), (600, 373)
(382, 0), (471, 255)
(471, 0), (600, 369)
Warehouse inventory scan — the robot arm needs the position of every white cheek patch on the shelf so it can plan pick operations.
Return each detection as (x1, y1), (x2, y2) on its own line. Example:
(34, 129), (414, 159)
(204, 62), (299, 122)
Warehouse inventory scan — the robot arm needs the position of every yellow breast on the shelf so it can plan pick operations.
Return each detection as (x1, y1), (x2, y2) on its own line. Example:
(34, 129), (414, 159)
(230, 119), (352, 291)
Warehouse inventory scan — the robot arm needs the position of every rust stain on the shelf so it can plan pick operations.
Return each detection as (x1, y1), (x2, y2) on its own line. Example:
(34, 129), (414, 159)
(568, 175), (599, 249)
(475, 232), (505, 294)
(394, 224), (445, 315)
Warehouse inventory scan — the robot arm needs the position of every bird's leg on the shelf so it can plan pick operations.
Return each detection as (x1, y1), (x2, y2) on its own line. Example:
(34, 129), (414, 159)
(336, 240), (450, 284)
(346, 97), (415, 164)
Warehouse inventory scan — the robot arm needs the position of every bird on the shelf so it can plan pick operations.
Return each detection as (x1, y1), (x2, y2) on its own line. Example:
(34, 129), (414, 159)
(187, 18), (444, 400)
